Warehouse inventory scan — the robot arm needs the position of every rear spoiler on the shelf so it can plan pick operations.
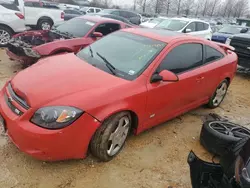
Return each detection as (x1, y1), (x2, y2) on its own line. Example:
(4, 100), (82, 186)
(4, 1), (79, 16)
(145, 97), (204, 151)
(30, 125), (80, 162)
(214, 42), (235, 52)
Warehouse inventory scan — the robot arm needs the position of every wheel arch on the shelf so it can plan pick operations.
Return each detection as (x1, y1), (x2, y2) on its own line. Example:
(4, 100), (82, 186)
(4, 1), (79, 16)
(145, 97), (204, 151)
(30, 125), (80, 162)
(37, 16), (54, 26)
(49, 48), (73, 55)
(0, 23), (14, 34)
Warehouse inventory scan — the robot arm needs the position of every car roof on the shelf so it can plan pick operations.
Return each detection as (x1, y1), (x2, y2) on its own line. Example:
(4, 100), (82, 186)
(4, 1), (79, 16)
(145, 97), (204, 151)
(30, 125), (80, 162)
(78, 15), (124, 24)
(171, 17), (209, 24)
(123, 28), (189, 43)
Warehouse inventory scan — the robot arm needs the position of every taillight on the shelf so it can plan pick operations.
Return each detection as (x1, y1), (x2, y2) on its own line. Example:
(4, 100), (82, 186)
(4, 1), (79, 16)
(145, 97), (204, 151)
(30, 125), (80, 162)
(61, 12), (64, 19)
(15, 12), (24, 19)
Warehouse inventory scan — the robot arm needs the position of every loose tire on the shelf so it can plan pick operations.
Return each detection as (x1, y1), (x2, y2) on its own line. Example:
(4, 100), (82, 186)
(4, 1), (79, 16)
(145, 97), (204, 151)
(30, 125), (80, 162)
(90, 112), (132, 161)
(38, 19), (53, 30)
(0, 26), (13, 47)
(200, 121), (250, 156)
(208, 79), (229, 108)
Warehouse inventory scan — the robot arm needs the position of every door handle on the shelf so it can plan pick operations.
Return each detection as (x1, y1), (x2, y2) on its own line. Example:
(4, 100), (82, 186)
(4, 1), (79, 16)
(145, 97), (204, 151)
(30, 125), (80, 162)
(196, 76), (205, 82)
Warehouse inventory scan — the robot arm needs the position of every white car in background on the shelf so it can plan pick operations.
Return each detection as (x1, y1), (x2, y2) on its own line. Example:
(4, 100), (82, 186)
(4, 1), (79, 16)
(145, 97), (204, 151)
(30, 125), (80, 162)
(155, 18), (212, 40)
(0, 2), (26, 46)
(80, 6), (102, 14)
(140, 17), (168, 28)
(14, 0), (64, 30)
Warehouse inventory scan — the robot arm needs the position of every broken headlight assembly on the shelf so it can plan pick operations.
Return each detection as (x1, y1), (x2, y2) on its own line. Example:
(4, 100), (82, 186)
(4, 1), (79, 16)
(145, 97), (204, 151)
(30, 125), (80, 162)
(31, 106), (83, 129)
(23, 48), (41, 58)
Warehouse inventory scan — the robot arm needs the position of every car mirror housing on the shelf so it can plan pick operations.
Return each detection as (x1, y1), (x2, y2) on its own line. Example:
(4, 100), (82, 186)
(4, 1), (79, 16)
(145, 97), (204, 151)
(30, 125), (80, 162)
(92, 32), (103, 38)
(185, 28), (192, 33)
(240, 28), (248, 33)
(151, 70), (179, 83)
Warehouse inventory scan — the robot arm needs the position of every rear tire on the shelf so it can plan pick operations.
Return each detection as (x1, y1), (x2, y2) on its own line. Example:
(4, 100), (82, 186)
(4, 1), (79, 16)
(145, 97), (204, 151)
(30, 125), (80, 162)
(38, 19), (53, 30)
(90, 112), (132, 162)
(207, 79), (229, 109)
(0, 25), (13, 47)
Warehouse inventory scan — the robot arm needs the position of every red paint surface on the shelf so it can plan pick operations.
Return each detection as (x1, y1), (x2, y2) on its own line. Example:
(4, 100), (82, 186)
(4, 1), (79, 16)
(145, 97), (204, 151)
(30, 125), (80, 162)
(1, 29), (238, 161)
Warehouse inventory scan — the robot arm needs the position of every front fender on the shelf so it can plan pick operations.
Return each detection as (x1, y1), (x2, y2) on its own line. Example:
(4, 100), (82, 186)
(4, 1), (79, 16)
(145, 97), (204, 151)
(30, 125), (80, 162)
(34, 38), (93, 56)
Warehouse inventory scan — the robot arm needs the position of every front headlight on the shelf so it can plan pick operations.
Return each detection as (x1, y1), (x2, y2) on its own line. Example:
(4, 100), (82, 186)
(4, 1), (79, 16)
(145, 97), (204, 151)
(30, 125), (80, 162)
(31, 106), (83, 129)
(226, 37), (231, 45)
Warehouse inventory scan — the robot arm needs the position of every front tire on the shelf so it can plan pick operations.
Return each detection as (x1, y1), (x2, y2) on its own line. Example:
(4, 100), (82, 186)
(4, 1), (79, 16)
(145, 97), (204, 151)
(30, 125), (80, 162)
(90, 111), (132, 162)
(208, 79), (229, 108)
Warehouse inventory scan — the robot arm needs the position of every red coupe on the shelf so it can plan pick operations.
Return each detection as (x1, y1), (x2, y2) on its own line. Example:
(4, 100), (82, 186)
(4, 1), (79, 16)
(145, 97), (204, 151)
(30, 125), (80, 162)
(0, 28), (237, 161)
(6, 16), (134, 64)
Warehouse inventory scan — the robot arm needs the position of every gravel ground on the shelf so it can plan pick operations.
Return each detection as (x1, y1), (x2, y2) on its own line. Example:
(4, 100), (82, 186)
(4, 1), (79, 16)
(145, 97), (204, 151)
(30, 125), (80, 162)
(0, 48), (250, 188)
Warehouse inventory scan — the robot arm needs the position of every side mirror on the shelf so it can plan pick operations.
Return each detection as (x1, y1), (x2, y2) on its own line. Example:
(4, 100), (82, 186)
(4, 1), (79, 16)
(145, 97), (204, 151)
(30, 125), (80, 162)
(151, 70), (179, 83)
(240, 28), (248, 33)
(185, 28), (192, 33)
(92, 32), (103, 38)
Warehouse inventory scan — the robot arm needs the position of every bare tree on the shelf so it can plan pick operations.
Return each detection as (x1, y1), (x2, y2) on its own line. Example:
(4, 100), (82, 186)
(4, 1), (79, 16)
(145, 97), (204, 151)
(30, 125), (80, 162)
(202, 0), (209, 16)
(182, 0), (195, 16)
(210, 0), (218, 16)
(234, 0), (249, 18)
(177, 0), (182, 15)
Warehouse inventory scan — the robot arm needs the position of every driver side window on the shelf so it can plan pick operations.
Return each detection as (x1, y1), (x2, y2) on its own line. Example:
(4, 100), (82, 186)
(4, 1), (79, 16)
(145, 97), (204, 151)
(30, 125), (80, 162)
(184, 22), (196, 33)
(94, 23), (121, 36)
(158, 43), (203, 74)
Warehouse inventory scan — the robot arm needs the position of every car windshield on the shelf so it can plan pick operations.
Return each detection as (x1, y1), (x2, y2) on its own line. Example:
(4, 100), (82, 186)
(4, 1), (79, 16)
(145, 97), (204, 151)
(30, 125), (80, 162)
(55, 18), (96, 37)
(218, 26), (244, 34)
(149, 18), (166, 24)
(80, 7), (89, 11)
(155, 19), (188, 31)
(77, 31), (166, 80)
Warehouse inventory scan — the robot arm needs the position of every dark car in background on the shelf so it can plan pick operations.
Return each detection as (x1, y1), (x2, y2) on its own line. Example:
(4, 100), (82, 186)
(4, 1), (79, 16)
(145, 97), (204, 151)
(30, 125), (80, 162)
(228, 33), (250, 69)
(212, 25), (249, 43)
(90, 13), (133, 25)
(64, 9), (84, 21)
(99, 9), (141, 25)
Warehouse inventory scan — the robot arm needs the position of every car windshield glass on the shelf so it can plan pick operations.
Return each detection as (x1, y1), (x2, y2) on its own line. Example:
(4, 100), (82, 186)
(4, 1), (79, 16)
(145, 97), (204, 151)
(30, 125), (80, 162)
(55, 18), (96, 37)
(76, 31), (166, 80)
(218, 26), (243, 34)
(155, 19), (188, 31)
(80, 7), (88, 11)
(149, 18), (165, 24)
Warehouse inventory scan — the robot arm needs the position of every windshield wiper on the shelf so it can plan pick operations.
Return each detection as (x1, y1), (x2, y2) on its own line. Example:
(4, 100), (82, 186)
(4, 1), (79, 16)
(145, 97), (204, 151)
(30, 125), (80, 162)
(96, 52), (116, 75)
(89, 46), (93, 57)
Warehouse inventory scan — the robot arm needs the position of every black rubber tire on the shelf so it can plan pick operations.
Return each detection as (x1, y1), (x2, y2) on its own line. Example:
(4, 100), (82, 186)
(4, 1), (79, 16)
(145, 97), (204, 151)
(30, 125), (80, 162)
(200, 121), (250, 156)
(207, 79), (229, 109)
(90, 111), (132, 162)
(220, 137), (249, 178)
(0, 25), (13, 47)
(37, 19), (53, 30)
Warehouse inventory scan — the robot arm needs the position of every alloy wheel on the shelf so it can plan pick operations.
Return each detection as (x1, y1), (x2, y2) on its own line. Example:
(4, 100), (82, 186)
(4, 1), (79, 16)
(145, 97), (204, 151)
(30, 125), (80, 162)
(0, 29), (11, 45)
(107, 116), (130, 156)
(213, 82), (228, 106)
(41, 22), (51, 30)
(209, 121), (250, 139)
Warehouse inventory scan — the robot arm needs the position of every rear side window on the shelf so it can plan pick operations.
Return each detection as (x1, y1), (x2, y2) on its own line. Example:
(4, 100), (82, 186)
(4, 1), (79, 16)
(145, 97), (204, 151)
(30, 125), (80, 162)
(96, 8), (101, 13)
(1, 3), (19, 11)
(205, 45), (224, 63)
(159, 43), (203, 74)
(196, 22), (205, 31)
(204, 23), (209, 30)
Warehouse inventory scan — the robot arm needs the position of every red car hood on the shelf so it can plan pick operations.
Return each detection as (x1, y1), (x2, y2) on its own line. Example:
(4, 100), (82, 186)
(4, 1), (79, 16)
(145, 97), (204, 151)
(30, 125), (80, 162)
(11, 53), (128, 107)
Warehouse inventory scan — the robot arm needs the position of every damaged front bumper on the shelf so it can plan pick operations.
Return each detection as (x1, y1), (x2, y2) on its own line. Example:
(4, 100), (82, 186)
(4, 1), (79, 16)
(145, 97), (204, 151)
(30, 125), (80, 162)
(6, 38), (41, 64)
(188, 151), (235, 188)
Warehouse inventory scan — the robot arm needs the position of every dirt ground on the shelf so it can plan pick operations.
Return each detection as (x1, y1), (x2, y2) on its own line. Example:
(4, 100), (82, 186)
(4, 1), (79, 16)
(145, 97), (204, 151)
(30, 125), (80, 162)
(0, 48), (250, 188)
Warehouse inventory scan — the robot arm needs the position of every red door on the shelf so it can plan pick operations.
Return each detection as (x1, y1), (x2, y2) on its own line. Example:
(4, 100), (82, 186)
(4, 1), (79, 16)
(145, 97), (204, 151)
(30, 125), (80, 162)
(143, 42), (208, 130)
